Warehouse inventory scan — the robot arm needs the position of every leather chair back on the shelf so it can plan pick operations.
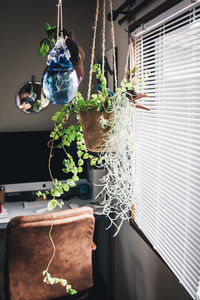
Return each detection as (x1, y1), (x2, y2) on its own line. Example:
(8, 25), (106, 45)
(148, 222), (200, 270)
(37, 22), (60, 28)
(5, 207), (95, 300)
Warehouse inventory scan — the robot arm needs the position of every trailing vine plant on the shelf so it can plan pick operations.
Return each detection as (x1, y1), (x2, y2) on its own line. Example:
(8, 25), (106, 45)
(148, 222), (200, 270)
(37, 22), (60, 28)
(42, 213), (77, 295)
(36, 64), (114, 208)
(36, 62), (126, 294)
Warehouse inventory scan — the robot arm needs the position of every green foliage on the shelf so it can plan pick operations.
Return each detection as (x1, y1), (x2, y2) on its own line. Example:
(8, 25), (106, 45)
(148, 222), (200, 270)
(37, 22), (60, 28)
(38, 23), (57, 56)
(39, 121), (100, 201)
(43, 270), (77, 295)
(36, 59), (142, 295)
(37, 64), (133, 203)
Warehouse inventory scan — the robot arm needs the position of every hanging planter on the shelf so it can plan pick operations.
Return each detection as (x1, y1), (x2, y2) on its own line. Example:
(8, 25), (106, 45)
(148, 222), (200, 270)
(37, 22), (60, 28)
(43, 38), (79, 104)
(38, 0), (149, 239)
(39, 25), (85, 85)
(80, 109), (113, 152)
(39, 0), (83, 105)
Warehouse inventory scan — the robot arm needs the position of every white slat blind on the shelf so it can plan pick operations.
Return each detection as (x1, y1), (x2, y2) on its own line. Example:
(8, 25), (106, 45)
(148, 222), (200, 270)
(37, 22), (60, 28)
(133, 2), (200, 299)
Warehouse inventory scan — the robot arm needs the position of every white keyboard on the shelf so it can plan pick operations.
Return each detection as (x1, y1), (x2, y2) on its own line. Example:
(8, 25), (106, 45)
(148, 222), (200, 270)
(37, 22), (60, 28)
(23, 201), (48, 209)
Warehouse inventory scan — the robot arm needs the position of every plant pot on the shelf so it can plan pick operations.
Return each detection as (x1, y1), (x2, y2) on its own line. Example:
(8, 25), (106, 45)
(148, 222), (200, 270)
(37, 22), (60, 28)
(80, 108), (113, 152)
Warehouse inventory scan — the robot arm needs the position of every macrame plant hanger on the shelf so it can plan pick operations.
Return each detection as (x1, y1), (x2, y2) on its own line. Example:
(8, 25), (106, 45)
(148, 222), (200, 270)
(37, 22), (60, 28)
(43, 0), (79, 105)
(81, 0), (137, 236)
(87, 0), (118, 100)
(85, 0), (149, 235)
(79, 0), (119, 153)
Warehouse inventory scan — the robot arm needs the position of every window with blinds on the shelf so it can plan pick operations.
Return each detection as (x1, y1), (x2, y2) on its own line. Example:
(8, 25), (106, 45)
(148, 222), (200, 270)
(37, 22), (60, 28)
(133, 2), (200, 299)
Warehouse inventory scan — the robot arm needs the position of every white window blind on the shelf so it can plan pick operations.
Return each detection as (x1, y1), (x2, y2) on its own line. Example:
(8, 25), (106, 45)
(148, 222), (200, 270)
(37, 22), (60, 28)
(133, 2), (200, 299)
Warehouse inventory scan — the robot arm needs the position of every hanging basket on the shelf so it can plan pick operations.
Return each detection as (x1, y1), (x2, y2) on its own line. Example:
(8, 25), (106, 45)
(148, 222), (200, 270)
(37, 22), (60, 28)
(80, 108), (113, 152)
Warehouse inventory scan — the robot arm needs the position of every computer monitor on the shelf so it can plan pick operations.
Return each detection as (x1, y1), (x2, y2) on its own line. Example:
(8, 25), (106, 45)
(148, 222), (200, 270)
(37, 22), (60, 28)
(0, 131), (87, 194)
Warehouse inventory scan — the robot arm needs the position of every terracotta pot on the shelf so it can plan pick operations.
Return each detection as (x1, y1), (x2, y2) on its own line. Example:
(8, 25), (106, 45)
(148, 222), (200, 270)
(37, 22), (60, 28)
(80, 109), (113, 152)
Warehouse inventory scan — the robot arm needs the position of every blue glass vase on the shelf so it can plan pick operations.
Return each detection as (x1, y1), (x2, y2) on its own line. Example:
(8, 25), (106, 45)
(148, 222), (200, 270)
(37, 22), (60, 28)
(43, 39), (78, 104)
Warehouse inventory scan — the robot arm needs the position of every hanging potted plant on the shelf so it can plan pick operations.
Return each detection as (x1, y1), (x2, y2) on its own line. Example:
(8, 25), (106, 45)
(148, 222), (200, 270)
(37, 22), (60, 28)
(37, 0), (149, 233)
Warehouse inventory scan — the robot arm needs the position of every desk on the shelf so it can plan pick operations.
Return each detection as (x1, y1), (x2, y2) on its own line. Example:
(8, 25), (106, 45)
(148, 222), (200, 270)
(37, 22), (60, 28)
(0, 198), (102, 229)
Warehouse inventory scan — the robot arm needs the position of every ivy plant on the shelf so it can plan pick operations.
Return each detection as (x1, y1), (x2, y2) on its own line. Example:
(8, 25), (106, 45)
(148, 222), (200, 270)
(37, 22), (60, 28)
(43, 270), (77, 295)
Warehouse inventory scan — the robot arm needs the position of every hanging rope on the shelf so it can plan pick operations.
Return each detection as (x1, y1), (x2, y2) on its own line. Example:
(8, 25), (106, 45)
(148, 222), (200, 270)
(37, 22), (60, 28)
(108, 0), (118, 91)
(130, 37), (135, 83)
(124, 36), (136, 84)
(60, 0), (63, 39)
(57, 3), (59, 39)
(57, 0), (64, 40)
(124, 42), (131, 79)
(87, 0), (99, 100)
(102, 0), (106, 76)
(87, 0), (118, 98)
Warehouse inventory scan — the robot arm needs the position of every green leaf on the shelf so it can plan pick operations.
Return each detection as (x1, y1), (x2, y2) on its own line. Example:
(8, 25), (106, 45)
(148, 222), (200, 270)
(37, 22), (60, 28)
(36, 191), (42, 197)
(97, 94), (105, 102)
(48, 199), (58, 211)
(77, 166), (83, 173)
(45, 23), (51, 31)
(65, 128), (72, 134)
(78, 159), (84, 166)
(63, 159), (70, 167)
(67, 179), (76, 187)
(44, 42), (50, 54)
(88, 99), (97, 106)
(72, 175), (79, 182)
(90, 158), (97, 166)
(76, 132), (82, 140)
(77, 98), (86, 106)
(83, 153), (89, 159)
(68, 125), (75, 131)
(125, 82), (132, 90)
(64, 141), (70, 147)
(132, 66), (138, 74)
(80, 145), (86, 151)
(77, 150), (83, 158)
(97, 103), (102, 112)
(38, 44), (46, 56)
(63, 184), (69, 192)
(69, 289), (77, 295)
(55, 190), (62, 197)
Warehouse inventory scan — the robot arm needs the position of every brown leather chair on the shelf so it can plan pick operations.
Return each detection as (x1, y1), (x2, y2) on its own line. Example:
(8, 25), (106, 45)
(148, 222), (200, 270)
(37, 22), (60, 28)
(5, 206), (96, 300)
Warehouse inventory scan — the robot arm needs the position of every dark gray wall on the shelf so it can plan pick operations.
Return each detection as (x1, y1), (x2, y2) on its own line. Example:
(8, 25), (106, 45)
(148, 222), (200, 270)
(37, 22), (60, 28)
(113, 221), (192, 300)
(0, 0), (96, 132)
